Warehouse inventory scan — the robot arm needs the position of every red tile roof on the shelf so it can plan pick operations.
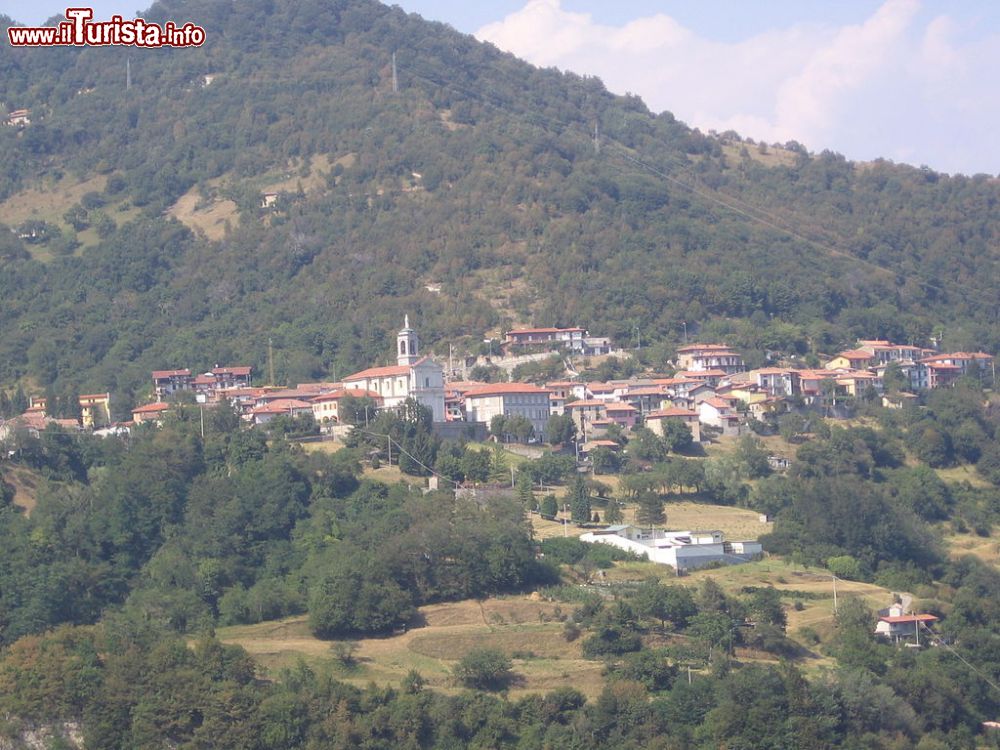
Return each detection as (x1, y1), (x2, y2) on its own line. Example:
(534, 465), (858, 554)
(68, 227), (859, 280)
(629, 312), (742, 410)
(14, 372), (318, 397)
(587, 383), (617, 392)
(463, 383), (550, 398)
(835, 350), (873, 359)
(650, 377), (699, 386)
(879, 614), (938, 624)
(447, 380), (491, 391)
(703, 397), (734, 409)
(565, 400), (606, 408)
(132, 402), (170, 414)
(647, 407), (699, 418)
(604, 403), (636, 412)
(344, 364), (411, 380)
(252, 399), (313, 414)
(212, 366), (252, 376)
(310, 388), (382, 403)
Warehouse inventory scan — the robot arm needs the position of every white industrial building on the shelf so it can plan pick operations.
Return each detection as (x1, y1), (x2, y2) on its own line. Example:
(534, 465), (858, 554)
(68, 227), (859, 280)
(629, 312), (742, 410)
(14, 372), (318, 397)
(579, 525), (762, 572)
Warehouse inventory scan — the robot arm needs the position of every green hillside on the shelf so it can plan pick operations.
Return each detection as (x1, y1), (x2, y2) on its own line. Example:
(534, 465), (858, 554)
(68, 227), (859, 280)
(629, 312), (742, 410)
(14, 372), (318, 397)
(1, 0), (998, 414)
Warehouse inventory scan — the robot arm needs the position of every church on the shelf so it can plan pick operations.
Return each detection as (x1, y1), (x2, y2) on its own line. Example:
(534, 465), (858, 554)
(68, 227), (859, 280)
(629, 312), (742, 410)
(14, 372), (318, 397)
(341, 316), (446, 422)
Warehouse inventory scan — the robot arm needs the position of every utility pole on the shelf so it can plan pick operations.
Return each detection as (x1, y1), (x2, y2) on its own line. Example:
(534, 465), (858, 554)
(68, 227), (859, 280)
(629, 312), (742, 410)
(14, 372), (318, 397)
(391, 52), (398, 93)
(268, 337), (275, 386)
(510, 465), (515, 489)
(387, 435), (392, 465)
(199, 405), (205, 439)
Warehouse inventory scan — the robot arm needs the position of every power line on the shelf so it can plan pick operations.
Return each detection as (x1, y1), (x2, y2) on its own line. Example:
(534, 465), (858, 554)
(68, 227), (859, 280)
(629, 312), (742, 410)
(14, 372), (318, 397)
(919, 621), (1000, 696)
(356, 427), (460, 488)
(392, 55), (999, 316)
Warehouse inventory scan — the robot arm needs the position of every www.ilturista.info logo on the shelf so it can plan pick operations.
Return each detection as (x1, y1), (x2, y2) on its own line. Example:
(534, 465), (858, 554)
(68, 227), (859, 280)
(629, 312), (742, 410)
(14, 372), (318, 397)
(7, 8), (206, 47)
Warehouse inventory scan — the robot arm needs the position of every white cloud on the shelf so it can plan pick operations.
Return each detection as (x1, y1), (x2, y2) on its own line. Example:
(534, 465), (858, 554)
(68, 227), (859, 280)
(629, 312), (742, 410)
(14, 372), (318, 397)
(476, 0), (1000, 174)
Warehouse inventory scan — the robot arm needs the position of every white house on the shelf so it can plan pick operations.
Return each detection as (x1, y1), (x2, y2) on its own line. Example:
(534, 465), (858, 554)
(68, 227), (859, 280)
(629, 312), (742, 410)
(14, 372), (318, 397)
(676, 344), (745, 374)
(341, 316), (446, 422)
(875, 611), (938, 645)
(698, 396), (741, 430)
(463, 382), (551, 439)
(579, 525), (762, 572)
(505, 326), (586, 352)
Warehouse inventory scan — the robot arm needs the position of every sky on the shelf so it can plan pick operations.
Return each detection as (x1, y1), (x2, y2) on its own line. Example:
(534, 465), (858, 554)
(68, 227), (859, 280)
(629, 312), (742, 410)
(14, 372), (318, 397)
(5, 1), (999, 175)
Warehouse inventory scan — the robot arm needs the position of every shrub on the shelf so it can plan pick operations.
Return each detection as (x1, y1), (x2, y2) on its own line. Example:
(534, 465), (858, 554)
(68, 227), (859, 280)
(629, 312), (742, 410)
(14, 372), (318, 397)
(454, 648), (515, 691)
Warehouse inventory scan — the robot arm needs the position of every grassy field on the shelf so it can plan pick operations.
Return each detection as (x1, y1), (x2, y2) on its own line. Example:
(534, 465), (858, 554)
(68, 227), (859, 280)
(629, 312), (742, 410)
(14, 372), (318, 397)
(166, 153), (335, 240)
(301, 439), (346, 454)
(935, 464), (991, 488)
(944, 532), (1000, 565)
(216, 558), (897, 694)
(1, 465), (42, 516)
(166, 188), (238, 241)
(684, 560), (894, 639)
(530, 500), (771, 541)
(0, 172), (152, 258)
(216, 597), (605, 698)
(0, 173), (107, 231)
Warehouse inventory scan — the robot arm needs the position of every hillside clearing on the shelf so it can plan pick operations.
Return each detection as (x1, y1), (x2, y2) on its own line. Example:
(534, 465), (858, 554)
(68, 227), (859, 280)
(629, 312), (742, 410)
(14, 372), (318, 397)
(1, 465), (42, 516)
(217, 597), (605, 698)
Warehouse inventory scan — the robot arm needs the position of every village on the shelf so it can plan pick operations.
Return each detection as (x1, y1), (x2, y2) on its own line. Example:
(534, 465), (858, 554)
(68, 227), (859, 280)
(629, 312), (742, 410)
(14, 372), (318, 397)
(2, 317), (993, 450)
(1, 315), (968, 645)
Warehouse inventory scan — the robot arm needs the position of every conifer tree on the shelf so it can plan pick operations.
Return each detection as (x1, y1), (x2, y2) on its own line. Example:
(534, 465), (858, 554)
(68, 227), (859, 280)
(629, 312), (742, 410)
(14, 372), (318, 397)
(516, 471), (535, 510)
(636, 491), (666, 529)
(569, 475), (591, 523)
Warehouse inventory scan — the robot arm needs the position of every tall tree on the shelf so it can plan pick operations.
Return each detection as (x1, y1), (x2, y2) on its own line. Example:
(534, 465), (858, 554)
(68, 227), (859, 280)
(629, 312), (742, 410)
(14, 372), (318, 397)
(569, 474), (591, 523)
(635, 491), (666, 529)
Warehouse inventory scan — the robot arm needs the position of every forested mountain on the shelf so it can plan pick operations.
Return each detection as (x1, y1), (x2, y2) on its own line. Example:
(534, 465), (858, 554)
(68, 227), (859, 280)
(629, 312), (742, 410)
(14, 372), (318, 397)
(1, 0), (998, 411)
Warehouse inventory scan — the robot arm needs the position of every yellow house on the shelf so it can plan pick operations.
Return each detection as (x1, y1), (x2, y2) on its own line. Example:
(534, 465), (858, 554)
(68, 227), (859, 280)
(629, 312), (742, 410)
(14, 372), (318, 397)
(724, 386), (768, 406)
(825, 349), (873, 370)
(79, 393), (111, 428)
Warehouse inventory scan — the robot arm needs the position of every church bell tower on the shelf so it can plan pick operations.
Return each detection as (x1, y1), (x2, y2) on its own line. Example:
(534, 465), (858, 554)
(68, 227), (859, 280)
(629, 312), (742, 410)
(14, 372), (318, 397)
(397, 314), (419, 366)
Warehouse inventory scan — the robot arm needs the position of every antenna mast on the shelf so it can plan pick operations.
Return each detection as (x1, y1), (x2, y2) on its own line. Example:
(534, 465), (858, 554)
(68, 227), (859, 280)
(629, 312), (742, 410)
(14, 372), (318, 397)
(391, 52), (398, 93)
(268, 337), (275, 386)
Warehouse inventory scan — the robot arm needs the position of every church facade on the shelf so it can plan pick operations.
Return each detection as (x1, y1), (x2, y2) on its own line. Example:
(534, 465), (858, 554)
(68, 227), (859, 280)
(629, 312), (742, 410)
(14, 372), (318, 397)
(341, 316), (446, 422)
